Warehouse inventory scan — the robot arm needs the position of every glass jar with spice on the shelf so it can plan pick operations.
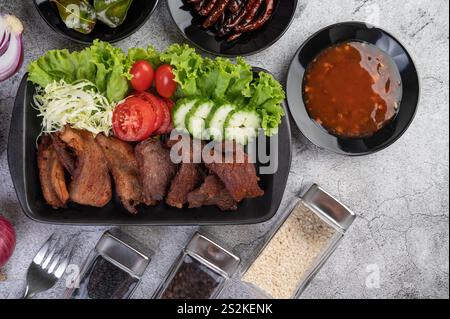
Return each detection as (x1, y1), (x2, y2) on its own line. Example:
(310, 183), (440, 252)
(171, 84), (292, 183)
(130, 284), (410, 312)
(154, 232), (240, 299)
(65, 229), (153, 299)
(241, 184), (356, 299)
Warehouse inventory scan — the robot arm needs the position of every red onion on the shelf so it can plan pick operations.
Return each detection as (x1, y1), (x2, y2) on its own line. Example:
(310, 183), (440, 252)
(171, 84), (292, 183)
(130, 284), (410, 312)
(0, 216), (16, 269)
(0, 14), (23, 82)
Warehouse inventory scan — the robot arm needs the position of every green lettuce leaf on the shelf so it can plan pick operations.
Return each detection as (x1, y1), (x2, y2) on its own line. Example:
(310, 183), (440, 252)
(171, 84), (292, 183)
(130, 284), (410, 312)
(75, 49), (97, 84)
(87, 40), (129, 101)
(28, 49), (78, 87)
(28, 40), (130, 102)
(127, 46), (160, 70)
(106, 67), (130, 102)
(28, 62), (57, 89)
(159, 44), (203, 96)
(196, 58), (219, 98)
(249, 72), (286, 136)
(159, 45), (254, 102)
(224, 57), (253, 100)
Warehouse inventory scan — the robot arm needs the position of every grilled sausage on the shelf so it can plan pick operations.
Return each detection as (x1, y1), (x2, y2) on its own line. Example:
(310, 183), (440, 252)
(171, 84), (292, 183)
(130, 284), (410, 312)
(227, 0), (262, 40)
(203, 0), (232, 29)
(217, 0), (254, 36)
(241, 0), (262, 26)
(234, 0), (274, 33)
(228, 0), (244, 14)
(199, 0), (218, 16)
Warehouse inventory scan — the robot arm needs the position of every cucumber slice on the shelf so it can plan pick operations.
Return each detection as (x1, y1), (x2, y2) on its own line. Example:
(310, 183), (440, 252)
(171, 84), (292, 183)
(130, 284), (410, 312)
(173, 98), (197, 131)
(206, 103), (236, 141)
(186, 100), (215, 140)
(224, 110), (261, 145)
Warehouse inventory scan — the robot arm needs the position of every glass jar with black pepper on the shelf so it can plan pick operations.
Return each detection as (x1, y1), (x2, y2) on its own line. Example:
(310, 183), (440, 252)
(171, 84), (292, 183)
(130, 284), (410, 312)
(154, 232), (240, 299)
(65, 229), (153, 299)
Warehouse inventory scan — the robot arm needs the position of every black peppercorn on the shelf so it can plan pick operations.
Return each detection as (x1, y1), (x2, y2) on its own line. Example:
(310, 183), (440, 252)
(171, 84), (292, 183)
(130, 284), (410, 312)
(161, 256), (222, 299)
(154, 232), (240, 300)
(72, 256), (139, 299)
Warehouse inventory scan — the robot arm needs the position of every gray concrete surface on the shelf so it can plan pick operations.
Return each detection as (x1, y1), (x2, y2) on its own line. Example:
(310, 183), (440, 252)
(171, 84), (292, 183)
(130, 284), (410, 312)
(0, 0), (448, 299)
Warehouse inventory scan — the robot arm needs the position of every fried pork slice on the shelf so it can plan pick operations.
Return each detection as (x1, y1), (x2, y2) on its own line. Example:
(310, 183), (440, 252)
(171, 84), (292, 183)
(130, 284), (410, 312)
(51, 135), (76, 175)
(166, 134), (205, 208)
(164, 132), (205, 163)
(205, 143), (264, 202)
(187, 175), (238, 211)
(166, 163), (203, 208)
(95, 134), (142, 214)
(37, 136), (69, 209)
(58, 127), (112, 207)
(135, 139), (177, 205)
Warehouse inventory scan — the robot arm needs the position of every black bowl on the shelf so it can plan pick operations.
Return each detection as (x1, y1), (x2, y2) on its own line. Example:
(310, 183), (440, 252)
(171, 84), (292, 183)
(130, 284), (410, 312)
(167, 0), (298, 57)
(7, 68), (292, 226)
(34, 0), (159, 44)
(286, 22), (420, 156)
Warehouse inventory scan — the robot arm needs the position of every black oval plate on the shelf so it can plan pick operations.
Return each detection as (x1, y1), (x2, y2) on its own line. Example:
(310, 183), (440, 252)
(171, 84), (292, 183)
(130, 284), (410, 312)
(168, 0), (298, 57)
(7, 68), (292, 226)
(286, 22), (420, 156)
(34, 0), (159, 44)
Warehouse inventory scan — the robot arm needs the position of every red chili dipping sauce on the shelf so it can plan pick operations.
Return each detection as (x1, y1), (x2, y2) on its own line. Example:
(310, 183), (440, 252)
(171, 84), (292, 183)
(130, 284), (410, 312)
(303, 41), (402, 138)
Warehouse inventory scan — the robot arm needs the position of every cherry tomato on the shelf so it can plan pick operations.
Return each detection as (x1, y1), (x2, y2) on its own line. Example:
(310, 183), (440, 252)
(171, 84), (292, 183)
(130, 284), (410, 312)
(155, 64), (177, 98)
(112, 97), (156, 142)
(130, 60), (154, 92)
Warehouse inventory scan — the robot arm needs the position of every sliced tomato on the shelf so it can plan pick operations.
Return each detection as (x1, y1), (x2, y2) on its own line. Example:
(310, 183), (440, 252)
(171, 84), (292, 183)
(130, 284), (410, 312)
(136, 92), (166, 132)
(162, 97), (175, 110)
(150, 98), (164, 132)
(112, 96), (156, 142)
(155, 97), (175, 135)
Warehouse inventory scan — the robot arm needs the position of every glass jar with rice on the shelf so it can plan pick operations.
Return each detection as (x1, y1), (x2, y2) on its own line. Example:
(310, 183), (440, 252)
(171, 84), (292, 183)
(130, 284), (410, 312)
(241, 184), (356, 299)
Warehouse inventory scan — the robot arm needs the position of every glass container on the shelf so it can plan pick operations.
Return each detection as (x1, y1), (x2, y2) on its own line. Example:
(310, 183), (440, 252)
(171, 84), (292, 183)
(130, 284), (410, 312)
(241, 184), (356, 299)
(65, 229), (153, 299)
(154, 232), (240, 299)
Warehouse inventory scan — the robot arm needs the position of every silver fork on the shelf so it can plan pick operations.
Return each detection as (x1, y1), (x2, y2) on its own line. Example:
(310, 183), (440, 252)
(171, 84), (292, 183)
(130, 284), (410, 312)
(22, 234), (75, 299)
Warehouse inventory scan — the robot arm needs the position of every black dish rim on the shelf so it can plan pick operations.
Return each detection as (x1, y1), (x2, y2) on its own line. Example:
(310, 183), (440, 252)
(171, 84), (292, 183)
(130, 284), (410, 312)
(167, 0), (299, 58)
(33, 0), (160, 44)
(286, 21), (420, 156)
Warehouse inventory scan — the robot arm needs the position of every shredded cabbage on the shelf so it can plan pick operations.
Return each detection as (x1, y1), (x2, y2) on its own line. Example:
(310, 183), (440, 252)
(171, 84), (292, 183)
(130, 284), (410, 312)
(33, 80), (115, 136)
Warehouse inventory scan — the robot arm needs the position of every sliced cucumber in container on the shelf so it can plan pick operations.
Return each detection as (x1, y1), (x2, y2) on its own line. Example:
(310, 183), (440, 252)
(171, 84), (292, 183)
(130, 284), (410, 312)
(224, 110), (261, 145)
(186, 100), (215, 140)
(206, 103), (235, 141)
(173, 98), (198, 131)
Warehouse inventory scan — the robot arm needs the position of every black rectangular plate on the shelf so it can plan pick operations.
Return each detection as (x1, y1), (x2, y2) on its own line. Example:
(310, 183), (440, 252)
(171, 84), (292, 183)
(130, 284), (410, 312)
(8, 69), (292, 226)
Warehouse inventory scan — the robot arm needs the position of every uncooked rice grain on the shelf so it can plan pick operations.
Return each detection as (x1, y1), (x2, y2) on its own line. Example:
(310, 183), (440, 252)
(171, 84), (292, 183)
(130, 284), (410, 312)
(242, 202), (336, 299)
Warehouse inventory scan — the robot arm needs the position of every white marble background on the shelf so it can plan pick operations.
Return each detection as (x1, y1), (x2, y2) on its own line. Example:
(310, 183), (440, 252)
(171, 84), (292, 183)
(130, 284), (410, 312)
(0, 0), (448, 299)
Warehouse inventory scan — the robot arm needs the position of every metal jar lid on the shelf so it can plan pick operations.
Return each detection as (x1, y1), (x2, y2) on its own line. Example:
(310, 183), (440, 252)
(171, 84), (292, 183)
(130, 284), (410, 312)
(185, 232), (240, 279)
(95, 229), (153, 277)
(301, 184), (356, 232)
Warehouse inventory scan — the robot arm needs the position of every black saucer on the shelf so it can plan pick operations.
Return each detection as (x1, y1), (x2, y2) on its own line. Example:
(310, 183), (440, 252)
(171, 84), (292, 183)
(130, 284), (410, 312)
(167, 0), (298, 57)
(286, 22), (420, 156)
(34, 0), (159, 44)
